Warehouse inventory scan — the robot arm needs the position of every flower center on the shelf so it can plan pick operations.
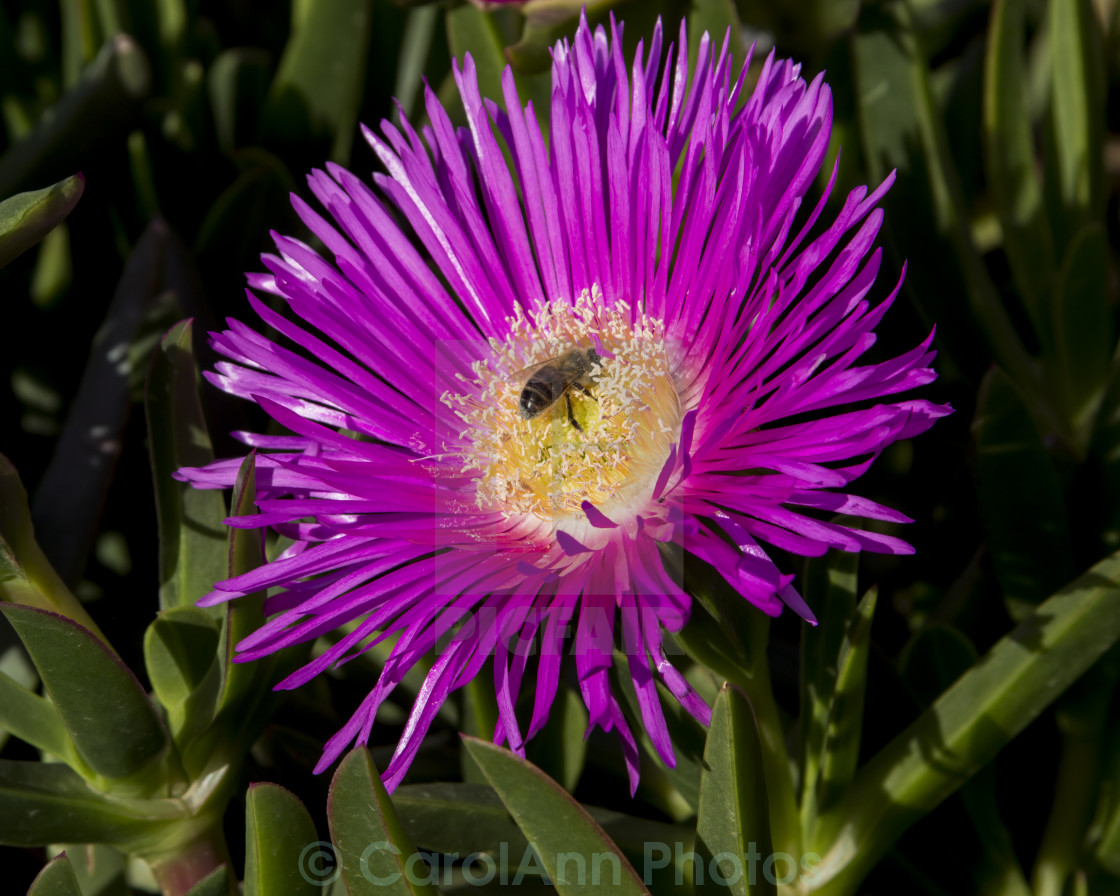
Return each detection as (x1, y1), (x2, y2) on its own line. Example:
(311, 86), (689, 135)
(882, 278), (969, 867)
(443, 287), (681, 524)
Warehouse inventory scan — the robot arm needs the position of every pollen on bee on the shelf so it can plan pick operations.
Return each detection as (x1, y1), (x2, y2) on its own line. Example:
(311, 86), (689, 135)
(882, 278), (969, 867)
(441, 287), (682, 523)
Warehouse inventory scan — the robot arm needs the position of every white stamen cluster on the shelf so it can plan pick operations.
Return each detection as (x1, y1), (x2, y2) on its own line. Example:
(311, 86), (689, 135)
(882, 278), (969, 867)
(441, 287), (681, 522)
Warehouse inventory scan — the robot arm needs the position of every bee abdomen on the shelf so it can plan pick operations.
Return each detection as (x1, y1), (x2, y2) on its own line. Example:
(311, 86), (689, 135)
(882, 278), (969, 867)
(519, 367), (567, 419)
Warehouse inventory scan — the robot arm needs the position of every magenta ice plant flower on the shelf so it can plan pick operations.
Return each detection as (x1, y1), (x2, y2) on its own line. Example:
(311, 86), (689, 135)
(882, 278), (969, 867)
(178, 13), (949, 790)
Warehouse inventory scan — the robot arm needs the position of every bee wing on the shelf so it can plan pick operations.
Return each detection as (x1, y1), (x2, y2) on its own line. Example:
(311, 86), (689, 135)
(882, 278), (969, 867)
(504, 354), (567, 384)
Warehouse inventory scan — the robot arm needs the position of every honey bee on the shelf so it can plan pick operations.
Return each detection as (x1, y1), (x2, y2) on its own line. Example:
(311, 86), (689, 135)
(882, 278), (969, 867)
(518, 348), (602, 432)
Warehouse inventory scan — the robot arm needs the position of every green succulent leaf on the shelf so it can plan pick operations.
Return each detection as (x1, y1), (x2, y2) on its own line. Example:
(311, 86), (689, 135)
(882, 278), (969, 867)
(695, 685), (775, 896)
(261, 0), (372, 165)
(145, 319), (229, 614)
(798, 548), (859, 825)
(0, 604), (170, 783)
(811, 586), (877, 827)
(26, 853), (83, 896)
(183, 865), (234, 896)
(394, 782), (529, 858)
(393, 6), (439, 120)
(143, 606), (221, 745)
(0, 759), (177, 846)
(973, 366), (1074, 620)
(446, 4), (551, 122)
(244, 783), (323, 896)
(982, 0), (1054, 338)
(813, 546), (1120, 895)
(1052, 223), (1113, 440)
(50, 843), (129, 896)
(328, 748), (439, 896)
(0, 667), (73, 760)
(0, 173), (84, 270)
(216, 453), (266, 707)
(207, 48), (271, 157)
(59, 0), (103, 89)
(0, 457), (109, 644)
(1044, 0), (1105, 237)
(462, 736), (651, 895)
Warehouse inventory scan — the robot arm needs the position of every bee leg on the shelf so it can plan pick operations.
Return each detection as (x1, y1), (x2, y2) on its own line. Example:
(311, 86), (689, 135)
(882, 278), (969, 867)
(574, 383), (596, 401)
(566, 393), (584, 432)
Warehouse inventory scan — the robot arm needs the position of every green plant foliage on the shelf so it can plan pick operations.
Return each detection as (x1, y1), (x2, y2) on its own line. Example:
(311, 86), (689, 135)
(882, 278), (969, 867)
(0, 173), (84, 269)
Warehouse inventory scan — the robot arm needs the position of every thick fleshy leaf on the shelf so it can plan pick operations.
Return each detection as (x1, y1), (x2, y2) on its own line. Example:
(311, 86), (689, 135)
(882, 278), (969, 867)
(462, 736), (651, 895)
(217, 453), (267, 708)
(798, 548), (858, 825)
(0, 760), (177, 845)
(59, 0), (102, 88)
(183, 865), (235, 896)
(394, 782), (528, 859)
(50, 843), (129, 896)
(0, 604), (170, 782)
(695, 686), (775, 896)
(973, 367), (1074, 620)
(447, 5), (506, 111)
(394, 780), (689, 884)
(244, 783), (320, 896)
(0, 173), (84, 270)
(328, 748), (439, 896)
(1052, 223), (1112, 438)
(260, 0), (372, 164)
(143, 606), (221, 744)
(0, 456), (109, 644)
(145, 320), (228, 613)
(393, 6), (439, 120)
(0, 668), (73, 760)
(27, 854), (82, 896)
(811, 586), (877, 823)
(813, 546), (1120, 894)
(982, 0), (1054, 337)
(1033, 654), (1120, 896)
(852, 1), (1035, 389)
(0, 35), (150, 198)
(207, 48), (271, 156)
(446, 4), (550, 121)
(1044, 0), (1104, 237)
(32, 220), (170, 587)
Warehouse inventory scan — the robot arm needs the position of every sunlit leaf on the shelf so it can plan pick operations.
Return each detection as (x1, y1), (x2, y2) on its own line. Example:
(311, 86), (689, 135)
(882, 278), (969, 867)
(463, 736), (651, 895)
(695, 686), (775, 896)
(328, 748), (440, 896)
(244, 783), (320, 896)
(145, 319), (228, 614)
(0, 173), (84, 270)
(817, 546), (1120, 892)
(261, 0), (372, 164)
